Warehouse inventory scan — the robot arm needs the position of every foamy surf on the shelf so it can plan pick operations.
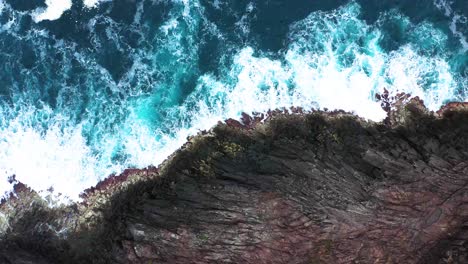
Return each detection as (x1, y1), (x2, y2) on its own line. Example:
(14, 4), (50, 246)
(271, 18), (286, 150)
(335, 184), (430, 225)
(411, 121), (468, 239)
(31, 0), (109, 22)
(0, 1), (466, 202)
(434, 0), (468, 52)
(83, 0), (109, 9)
(32, 0), (72, 22)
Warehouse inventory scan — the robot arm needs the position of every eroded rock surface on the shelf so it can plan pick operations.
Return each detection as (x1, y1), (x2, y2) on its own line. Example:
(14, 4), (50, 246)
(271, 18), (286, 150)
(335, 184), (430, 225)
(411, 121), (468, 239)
(1, 100), (468, 263)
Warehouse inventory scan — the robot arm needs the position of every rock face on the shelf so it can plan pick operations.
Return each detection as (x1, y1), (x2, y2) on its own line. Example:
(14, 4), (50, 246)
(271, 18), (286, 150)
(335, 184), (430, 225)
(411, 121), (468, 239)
(1, 99), (468, 263)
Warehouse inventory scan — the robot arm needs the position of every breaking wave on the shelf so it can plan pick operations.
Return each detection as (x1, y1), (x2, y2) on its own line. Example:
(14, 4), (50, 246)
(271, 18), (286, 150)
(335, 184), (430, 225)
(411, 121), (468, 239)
(0, 0), (466, 201)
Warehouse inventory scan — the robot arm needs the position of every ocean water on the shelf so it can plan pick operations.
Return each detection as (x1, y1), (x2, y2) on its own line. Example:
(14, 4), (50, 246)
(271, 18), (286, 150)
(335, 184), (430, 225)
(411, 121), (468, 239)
(0, 0), (466, 201)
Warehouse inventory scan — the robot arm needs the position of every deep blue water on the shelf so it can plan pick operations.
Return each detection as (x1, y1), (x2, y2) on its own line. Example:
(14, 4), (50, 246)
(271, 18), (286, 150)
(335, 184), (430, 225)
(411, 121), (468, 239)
(0, 0), (466, 200)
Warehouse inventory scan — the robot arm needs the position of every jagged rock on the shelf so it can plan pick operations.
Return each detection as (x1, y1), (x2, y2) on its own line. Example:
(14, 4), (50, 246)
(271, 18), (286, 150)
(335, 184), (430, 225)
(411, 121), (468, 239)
(1, 100), (468, 263)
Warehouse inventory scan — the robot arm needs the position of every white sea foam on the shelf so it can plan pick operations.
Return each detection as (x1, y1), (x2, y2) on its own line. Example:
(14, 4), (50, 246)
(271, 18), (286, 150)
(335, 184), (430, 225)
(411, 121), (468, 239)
(119, 38), (458, 185)
(433, 0), (453, 16)
(1, 1), (464, 203)
(0, 113), (102, 201)
(30, 0), (110, 22)
(83, 0), (111, 9)
(433, 0), (468, 52)
(32, 0), (72, 22)
(450, 14), (468, 52)
(83, 0), (100, 8)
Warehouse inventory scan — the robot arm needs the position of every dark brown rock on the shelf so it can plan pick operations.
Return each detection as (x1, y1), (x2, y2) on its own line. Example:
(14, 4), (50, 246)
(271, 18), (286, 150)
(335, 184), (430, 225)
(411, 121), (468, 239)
(1, 100), (468, 263)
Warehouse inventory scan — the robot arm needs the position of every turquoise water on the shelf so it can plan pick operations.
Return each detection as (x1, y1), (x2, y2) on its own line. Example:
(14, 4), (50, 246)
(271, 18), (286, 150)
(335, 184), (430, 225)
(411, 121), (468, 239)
(0, 0), (466, 200)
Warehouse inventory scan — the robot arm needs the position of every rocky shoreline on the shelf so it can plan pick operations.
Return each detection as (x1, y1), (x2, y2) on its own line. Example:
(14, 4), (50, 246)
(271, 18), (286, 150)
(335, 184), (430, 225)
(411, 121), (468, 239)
(1, 98), (468, 263)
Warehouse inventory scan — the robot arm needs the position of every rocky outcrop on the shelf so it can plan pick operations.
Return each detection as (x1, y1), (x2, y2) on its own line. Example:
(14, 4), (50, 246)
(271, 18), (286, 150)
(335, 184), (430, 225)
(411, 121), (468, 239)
(1, 99), (468, 263)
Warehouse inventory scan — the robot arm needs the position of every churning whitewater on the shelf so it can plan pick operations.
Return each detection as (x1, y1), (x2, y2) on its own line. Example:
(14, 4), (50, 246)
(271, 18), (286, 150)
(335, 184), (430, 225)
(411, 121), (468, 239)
(0, 0), (466, 201)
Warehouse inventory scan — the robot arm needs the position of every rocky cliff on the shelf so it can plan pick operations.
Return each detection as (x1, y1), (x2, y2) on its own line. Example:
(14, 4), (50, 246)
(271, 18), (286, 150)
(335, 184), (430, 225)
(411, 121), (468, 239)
(1, 99), (468, 263)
